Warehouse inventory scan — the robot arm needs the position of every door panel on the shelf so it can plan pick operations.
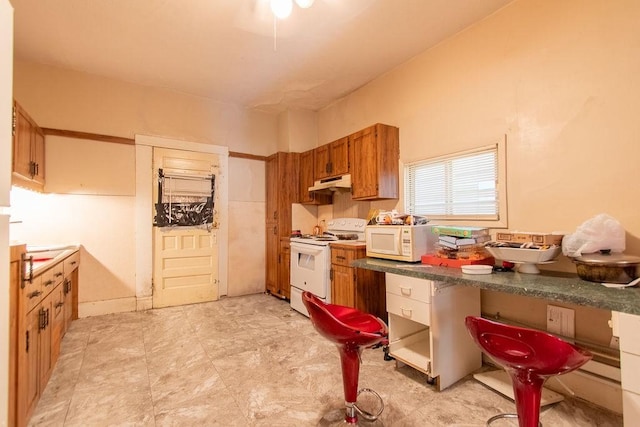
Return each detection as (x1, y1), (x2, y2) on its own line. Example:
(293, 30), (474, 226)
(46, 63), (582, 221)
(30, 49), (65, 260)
(152, 148), (219, 308)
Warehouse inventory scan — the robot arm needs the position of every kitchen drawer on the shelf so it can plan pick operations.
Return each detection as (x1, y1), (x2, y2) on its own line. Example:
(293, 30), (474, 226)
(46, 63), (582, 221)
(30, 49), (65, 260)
(20, 274), (43, 314)
(621, 351), (640, 394)
(41, 262), (64, 296)
(623, 390), (640, 426)
(386, 273), (432, 303)
(619, 313), (640, 355)
(386, 293), (430, 326)
(63, 251), (80, 275)
(331, 247), (360, 266)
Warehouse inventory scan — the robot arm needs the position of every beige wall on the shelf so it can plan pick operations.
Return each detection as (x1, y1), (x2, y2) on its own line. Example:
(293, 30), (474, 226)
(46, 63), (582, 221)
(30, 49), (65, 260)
(318, 0), (640, 345)
(11, 60), (279, 312)
(227, 156), (266, 296)
(13, 60), (279, 154)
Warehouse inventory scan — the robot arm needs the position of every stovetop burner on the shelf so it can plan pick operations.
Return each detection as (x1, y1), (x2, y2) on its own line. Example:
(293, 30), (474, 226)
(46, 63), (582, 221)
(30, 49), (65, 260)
(290, 218), (367, 245)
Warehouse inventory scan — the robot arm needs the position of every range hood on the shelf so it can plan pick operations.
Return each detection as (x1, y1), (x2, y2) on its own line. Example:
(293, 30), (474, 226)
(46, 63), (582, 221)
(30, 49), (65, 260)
(308, 174), (352, 192)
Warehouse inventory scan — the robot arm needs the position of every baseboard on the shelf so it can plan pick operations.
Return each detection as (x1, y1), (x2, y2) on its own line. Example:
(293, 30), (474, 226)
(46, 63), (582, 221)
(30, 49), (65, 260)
(78, 296), (137, 317)
(474, 370), (564, 407)
(136, 295), (153, 311)
(476, 365), (622, 414)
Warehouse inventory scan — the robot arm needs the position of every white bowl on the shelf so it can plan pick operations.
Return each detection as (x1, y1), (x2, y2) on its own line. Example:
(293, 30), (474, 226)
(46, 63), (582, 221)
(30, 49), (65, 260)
(461, 265), (493, 275)
(485, 246), (562, 263)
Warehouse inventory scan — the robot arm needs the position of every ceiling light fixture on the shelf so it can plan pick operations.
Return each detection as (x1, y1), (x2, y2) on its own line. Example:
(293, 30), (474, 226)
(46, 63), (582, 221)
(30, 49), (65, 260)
(270, 0), (314, 51)
(294, 0), (315, 9)
(270, 0), (293, 19)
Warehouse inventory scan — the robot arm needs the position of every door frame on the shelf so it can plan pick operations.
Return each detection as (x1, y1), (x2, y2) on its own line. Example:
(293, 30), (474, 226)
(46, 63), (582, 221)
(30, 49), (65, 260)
(134, 135), (228, 311)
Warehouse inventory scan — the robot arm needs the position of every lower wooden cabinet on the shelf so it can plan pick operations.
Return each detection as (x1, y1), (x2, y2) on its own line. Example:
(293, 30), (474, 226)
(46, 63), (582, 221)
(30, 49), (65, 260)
(330, 244), (386, 320)
(278, 239), (291, 300)
(9, 245), (25, 427)
(14, 249), (79, 427)
(18, 304), (41, 427)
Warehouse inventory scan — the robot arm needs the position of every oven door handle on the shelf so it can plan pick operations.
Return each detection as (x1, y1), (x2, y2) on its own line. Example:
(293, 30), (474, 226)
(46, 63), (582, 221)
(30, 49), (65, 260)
(290, 243), (325, 257)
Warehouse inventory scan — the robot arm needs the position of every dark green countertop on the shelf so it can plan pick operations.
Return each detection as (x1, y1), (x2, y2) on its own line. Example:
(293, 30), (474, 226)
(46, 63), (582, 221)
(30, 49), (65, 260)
(351, 257), (640, 315)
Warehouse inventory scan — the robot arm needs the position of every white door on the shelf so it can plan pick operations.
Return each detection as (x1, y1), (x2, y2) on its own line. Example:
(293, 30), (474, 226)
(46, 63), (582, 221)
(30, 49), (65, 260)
(152, 148), (219, 308)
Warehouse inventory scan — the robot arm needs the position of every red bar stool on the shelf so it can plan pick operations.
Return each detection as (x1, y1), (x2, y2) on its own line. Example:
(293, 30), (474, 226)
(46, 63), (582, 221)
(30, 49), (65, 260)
(465, 316), (592, 427)
(302, 291), (389, 425)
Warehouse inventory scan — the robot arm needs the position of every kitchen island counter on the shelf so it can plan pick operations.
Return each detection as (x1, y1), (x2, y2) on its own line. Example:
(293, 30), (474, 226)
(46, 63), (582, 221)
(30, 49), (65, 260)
(351, 257), (640, 315)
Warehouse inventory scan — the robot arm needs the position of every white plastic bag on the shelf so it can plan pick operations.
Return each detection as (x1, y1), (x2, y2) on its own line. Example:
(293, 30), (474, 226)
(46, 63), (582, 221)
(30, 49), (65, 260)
(562, 214), (626, 257)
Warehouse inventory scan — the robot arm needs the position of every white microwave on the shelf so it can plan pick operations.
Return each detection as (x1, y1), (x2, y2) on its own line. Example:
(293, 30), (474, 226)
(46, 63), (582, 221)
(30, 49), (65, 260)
(365, 224), (435, 262)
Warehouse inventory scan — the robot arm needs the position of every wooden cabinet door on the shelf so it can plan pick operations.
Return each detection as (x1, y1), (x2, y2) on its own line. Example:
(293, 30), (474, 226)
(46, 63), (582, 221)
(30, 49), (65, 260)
(330, 136), (349, 177)
(350, 124), (399, 200)
(265, 224), (279, 296)
(9, 246), (26, 427)
(12, 102), (46, 191)
(32, 127), (45, 185)
(299, 149), (315, 204)
(13, 103), (33, 180)
(38, 293), (53, 391)
(265, 154), (278, 222)
(350, 126), (377, 199)
(299, 149), (331, 205)
(50, 284), (65, 368)
(332, 264), (355, 307)
(314, 143), (331, 180)
(277, 152), (299, 237)
(355, 269), (387, 321)
(279, 240), (291, 299)
(64, 276), (74, 333)
(18, 307), (40, 427)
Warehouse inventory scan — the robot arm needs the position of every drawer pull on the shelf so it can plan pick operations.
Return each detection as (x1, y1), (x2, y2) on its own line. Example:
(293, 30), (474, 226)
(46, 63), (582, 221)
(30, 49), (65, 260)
(401, 307), (413, 317)
(54, 272), (63, 278)
(336, 256), (346, 261)
(400, 287), (412, 296)
(71, 261), (77, 266)
(44, 280), (54, 287)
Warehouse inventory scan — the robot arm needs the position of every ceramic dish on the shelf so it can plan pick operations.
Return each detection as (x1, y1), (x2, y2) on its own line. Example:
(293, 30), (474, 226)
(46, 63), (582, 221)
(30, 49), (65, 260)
(485, 246), (562, 263)
(461, 265), (493, 275)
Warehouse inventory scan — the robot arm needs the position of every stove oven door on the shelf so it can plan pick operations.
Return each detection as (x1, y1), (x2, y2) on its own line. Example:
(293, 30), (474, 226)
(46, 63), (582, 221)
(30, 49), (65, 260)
(290, 242), (330, 316)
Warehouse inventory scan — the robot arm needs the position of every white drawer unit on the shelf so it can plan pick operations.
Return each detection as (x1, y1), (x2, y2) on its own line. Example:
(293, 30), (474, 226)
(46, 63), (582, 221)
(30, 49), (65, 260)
(614, 311), (640, 425)
(385, 273), (481, 391)
(386, 292), (431, 325)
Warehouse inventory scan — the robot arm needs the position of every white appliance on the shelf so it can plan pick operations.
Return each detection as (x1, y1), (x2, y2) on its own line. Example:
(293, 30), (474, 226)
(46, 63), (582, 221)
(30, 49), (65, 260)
(290, 217), (367, 317)
(365, 224), (436, 262)
(0, 1), (13, 424)
(308, 174), (352, 192)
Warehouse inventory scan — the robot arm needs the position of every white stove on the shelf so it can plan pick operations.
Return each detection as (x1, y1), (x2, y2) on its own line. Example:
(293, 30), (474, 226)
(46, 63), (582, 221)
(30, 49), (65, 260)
(289, 218), (367, 316)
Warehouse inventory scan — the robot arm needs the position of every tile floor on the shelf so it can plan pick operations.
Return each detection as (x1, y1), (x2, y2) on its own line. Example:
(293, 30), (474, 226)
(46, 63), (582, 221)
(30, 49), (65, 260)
(30, 293), (623, 426)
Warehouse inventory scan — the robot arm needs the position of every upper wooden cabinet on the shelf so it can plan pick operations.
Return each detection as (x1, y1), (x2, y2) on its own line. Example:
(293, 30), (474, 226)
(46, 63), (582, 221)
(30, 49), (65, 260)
(12, 101), (45, 191)
(314, 136), (349, 180)
(349, 123), (399, 200)
(299, 149), (332, 205)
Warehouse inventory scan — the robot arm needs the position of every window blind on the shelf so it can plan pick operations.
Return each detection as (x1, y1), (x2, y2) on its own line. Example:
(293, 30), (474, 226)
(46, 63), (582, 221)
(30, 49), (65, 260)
(405, 146), (498, 220)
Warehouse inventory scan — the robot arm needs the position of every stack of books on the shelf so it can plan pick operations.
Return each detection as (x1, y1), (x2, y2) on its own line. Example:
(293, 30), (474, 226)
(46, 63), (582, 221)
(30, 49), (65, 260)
(431, 226), (491, 260)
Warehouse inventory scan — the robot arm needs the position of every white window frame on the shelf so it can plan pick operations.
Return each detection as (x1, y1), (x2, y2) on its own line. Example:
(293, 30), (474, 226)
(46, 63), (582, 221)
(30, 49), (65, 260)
(404, 136), (508, 228)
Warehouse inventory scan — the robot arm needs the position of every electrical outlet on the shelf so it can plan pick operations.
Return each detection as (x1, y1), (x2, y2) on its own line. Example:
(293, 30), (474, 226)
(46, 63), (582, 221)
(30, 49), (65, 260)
(547, 305), (575, 338)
